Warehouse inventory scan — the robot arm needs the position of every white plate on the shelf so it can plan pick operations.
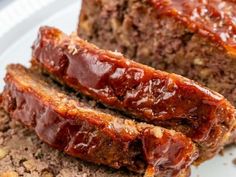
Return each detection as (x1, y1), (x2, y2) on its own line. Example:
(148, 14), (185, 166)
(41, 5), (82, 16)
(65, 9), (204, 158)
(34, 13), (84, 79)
(0, 1), (235, 176)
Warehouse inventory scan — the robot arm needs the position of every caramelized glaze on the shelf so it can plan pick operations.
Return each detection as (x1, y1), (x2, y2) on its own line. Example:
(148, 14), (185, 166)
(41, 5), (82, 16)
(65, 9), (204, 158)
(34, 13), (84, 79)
(149, 0), (236, 55)
(0, 64), (197, 176)
(32, 27), (236, 156)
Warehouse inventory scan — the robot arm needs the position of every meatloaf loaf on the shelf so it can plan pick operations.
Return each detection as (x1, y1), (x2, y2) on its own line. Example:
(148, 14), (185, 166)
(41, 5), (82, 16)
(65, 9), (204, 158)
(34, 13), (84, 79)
(0, 64), (197, 177)
(31, 26), (236, 162)
(77, 0), (236, 107)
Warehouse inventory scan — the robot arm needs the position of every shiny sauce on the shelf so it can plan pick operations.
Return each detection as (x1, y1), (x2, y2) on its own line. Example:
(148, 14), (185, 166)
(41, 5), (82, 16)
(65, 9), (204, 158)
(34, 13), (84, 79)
(32, 27), (235, 157)
(1, 66), (198, 175)
(150, 0), (236, 54)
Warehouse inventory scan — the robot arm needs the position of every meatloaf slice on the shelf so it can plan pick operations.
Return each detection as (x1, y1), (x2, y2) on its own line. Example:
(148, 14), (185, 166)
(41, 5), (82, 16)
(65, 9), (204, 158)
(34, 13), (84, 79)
(77, 0), (236, 108)
(0, 64), (197, 177)
(31, 26), (235, 162)
(0, 109), (191, 177)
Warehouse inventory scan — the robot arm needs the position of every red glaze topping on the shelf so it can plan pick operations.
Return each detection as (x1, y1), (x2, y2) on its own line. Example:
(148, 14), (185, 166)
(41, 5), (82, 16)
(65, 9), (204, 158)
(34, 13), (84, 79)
(150, 0), (236, 55)
(32, 27), (236, 155)
(1, 64), (197, 176)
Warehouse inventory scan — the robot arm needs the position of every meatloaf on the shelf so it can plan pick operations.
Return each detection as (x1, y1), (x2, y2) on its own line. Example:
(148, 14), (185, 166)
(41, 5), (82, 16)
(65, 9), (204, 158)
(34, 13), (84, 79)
(77, 0), (236, 108)
(31, 26), (236, 162)
(0, 64), (197, 177)
(0, 108), (190, 177)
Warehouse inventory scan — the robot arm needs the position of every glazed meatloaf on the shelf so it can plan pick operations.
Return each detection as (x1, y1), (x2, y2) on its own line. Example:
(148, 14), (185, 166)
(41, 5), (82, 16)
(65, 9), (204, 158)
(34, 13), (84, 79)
(31, 26), (236, 162)
(0, 64), (198, 177)
(77, 0), (236, 108)
(0, 108), (192, 177)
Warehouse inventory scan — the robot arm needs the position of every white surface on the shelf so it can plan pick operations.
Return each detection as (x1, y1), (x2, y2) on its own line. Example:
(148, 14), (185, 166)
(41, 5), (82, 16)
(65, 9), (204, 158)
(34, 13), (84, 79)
(0, 1), (235, 176)
(0, 0), (56, 38)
